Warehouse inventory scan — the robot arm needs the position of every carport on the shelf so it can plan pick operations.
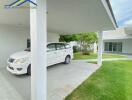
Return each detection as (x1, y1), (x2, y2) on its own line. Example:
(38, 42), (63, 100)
(31, 0), (116, 99)
(0, 0), (116, 100)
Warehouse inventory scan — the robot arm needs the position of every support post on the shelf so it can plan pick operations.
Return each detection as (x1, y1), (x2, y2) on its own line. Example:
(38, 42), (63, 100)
(97, 32), (103, 66)
(30, 0), (47, 100)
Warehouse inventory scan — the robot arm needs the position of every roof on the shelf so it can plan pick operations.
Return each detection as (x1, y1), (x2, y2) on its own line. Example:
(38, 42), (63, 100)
(0, 0), (116, 34)
(103, 28), (132, 40)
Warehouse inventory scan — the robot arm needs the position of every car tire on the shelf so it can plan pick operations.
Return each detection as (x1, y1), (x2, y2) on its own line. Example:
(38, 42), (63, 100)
(64, 56), (71, 64)
(27, 64), (31, 75)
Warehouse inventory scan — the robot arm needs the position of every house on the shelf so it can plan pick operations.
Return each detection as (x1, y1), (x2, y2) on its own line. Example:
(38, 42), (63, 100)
(103, 27), (132, 54)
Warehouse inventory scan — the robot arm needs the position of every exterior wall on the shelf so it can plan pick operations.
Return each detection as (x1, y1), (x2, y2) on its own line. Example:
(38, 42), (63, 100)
(103, 39), (132, 54)
(0, 25), (30, 68)
(47, 32), (60, 42)
(122, 39), (132, 54)
(103, 28), (132, 40)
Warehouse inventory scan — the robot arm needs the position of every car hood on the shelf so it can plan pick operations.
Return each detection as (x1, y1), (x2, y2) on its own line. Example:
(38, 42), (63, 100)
(10, 51), (31, 59)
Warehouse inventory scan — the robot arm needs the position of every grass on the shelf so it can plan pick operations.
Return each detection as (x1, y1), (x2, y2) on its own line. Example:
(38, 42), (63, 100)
(65, 60), (132, 100)
(74, 52), (127, 60)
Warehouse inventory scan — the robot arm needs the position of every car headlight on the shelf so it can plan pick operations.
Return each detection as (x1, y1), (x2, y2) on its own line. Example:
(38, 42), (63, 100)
(15, 58), (27, 64)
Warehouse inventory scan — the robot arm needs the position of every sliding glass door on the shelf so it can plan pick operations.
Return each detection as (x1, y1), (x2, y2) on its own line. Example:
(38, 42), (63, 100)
(104, 42), (122, 53)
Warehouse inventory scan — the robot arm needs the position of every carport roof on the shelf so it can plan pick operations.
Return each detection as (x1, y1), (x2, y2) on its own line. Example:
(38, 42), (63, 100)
(0, 0), (116, 33)
(0, 0), (30, 27)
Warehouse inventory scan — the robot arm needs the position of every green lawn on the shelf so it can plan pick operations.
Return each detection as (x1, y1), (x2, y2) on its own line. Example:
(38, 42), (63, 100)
(74, 52), (127, 60)
(65, 60), (132, 100)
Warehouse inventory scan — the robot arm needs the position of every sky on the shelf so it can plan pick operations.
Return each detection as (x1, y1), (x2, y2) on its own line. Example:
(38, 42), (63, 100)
(110, 0), (132, 27)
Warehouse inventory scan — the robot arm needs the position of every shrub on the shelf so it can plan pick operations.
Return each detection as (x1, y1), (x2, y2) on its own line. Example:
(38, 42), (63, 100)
(82, 50), (92, 55)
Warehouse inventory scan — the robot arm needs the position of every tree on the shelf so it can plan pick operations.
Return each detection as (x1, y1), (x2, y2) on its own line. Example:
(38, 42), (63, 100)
(59, 32), (97, 55)
(59, 34), (79, 42)
(79, 32), (97, 55)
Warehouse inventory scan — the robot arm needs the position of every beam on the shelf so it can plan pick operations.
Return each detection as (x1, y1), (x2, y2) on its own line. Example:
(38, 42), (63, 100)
(97, 32), (103, 66)
(30, 0), (47, 100)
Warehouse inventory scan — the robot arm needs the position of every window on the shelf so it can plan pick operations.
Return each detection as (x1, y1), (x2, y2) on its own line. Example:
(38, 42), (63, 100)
(104, 42), (122, 53)
(47, 44), (56, 52)
(104, 42), (109, 51)
(117, 43), (122, 52)
(109, 42), (112, 51)
(27, 38), (30, 48)
(56, 43), (65, 50)
(65, 44), (71, 49)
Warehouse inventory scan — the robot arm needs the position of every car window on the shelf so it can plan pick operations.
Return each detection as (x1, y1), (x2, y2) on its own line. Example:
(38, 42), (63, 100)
(65, 44), (71, 49)
(47, 44), (56, 52)
(56, 43), (65, 50)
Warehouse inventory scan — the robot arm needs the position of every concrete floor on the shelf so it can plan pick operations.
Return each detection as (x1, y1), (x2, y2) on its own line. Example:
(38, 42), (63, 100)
(0, 61), (99, 100)
(0, 69), (30, 100)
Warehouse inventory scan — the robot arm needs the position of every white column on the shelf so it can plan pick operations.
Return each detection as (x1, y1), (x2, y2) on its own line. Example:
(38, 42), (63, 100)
(30, 0), (47, 100)
(97, 32), (103, 66)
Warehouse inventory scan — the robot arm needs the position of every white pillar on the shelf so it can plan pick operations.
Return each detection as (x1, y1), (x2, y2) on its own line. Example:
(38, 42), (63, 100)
(97, 32), (103, 66)
(30, 0), (47, 100)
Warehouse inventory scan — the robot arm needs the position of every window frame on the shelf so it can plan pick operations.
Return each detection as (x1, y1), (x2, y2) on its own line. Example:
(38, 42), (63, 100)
(47, 43), (56, 52)
(55, 43), (66, 50)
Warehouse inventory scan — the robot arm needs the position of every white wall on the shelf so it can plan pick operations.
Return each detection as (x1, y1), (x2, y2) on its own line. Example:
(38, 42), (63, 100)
(28, 32), (60, 43)
(47, 32), (60, 42)
(103, 28), (132, 40)
(103, 39), (132, 54)
(122, 39), (132, 54)
(0, 25), (30, 68)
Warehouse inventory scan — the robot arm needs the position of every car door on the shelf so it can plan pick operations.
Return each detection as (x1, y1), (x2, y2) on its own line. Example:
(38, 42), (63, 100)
(47, 43), (57, 66)
(55, 43), (66, 63)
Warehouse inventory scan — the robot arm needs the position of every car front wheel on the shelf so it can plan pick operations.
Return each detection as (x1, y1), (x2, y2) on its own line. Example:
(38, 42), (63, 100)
(64, 56), (71, 64)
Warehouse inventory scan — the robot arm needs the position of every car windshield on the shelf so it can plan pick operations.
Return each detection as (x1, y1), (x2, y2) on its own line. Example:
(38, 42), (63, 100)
(24, 48), (31, 52)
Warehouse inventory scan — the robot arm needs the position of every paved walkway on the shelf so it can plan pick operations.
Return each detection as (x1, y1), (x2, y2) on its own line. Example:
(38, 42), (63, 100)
(75, 58), (132, 62)
(0, 72), (24, 100)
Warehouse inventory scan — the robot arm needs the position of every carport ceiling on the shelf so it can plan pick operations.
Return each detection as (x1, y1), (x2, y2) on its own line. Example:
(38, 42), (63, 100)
(48, 0), (116, 33)
(0, 0), (116, 33)
(0, 0), (30, 27)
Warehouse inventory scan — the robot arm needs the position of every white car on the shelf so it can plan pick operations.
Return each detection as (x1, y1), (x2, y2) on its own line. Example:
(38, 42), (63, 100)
(7, 43), (73, 75)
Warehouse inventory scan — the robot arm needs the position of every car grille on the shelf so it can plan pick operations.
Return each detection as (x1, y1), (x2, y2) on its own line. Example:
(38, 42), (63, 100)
(8, 58), (15, 63)
(8, 66), (14, 70)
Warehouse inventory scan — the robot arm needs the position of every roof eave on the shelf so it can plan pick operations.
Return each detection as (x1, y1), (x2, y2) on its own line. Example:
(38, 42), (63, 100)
(101, 0), (118, 29)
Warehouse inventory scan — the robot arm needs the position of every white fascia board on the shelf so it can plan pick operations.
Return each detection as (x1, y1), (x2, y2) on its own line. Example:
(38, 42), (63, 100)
(101, 0), (117, 28)
(103, 37), (132, 41)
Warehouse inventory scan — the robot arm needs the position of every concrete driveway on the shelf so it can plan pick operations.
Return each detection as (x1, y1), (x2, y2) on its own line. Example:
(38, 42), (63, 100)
(0, 61), (99, 100)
